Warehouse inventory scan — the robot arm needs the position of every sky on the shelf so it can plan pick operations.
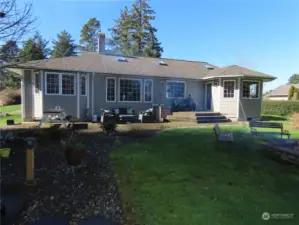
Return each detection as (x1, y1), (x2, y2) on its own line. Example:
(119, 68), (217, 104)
(17, 0), (299, 92)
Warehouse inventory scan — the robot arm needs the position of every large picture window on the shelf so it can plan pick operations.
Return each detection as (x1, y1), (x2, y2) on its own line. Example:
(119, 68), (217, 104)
(243, 81), (259, 99)
(106, 77), (116, 102)
(223, 80), (235, 98)
(62, 74), (75, 95)
(144, 79), (153, 102)
(81, 75), (87, 96)
(119, 78), (141, 102)
(46, 73), (59, 94)
(166, 81), (185, 98)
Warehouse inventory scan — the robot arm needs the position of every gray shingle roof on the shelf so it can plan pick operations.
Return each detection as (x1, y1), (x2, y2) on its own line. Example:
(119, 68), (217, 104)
(204, 65), (275, 80)
(6, 52), (275, 80)
(267, 84), (299, 96)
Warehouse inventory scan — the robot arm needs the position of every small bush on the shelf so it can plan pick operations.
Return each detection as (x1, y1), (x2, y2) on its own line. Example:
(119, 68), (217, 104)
(262, 100), (299, 116)
(0, 88), (21, 106)
(291, 113), (299, 129)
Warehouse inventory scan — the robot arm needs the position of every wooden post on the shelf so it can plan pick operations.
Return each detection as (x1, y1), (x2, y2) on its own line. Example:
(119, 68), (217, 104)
(25, 137), (36, 185)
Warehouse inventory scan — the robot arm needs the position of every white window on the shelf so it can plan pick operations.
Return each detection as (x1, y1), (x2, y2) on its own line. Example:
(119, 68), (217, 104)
(46, 73), (59, 94)
(144, 79), (153, 102)
(106, 77), (116, 102)
(81, 75), (87, 96)
(243, 81), (259, 99)
(166, 81), (185, 98)
(223, 80), (235, 98)
(62, 74), (75, 95)
(35, 72), (40, 94)
(119, 78), (141, 102)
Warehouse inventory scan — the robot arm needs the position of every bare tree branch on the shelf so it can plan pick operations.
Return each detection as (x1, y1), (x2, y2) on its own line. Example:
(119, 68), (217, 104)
(0, 0), (37, 42)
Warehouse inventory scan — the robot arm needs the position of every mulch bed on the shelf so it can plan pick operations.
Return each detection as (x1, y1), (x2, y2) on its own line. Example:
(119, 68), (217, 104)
(0, 129), (159, 225)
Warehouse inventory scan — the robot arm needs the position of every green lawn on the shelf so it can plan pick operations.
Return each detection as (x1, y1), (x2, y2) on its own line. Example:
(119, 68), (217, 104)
(111, 126), (299, 225)
(0, 113), (21, 126)
(0, 104), (21, 113)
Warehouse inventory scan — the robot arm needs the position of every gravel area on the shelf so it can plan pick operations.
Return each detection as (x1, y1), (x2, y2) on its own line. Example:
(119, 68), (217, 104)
(1, 130), (128, 225)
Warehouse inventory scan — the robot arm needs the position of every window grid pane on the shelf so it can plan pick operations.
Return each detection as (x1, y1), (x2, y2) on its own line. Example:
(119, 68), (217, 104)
(223, 81), (235, 98)
(243, 81), (259, 98)
(35, 73), (40, 94)
(107, 78), (116, 101)
(144, 80), (153, 102)
(81, 76), (86, 95)
(167, 81), (185, 98)
(46, 74), (59, 94)
(62, 74), (75, 95)
(119, 79), (141, 102)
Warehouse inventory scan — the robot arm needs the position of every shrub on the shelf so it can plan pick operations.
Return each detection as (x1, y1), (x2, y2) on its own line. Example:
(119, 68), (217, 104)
(288, 86), (296, 100)
(0, 88), (21, 106)
(291, 113), (299, 129)
(262, 100), (299, 116)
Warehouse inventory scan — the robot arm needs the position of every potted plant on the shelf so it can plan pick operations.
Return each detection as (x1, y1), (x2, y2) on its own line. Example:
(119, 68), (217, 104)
(65, 141), (86, 166)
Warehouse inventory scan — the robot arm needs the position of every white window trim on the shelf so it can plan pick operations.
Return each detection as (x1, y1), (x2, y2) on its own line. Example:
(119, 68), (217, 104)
(118, 78), (142, 103)
(80, 74), (87, 96)
(144, 79), (153, 103)
(223, 80), (236, 99)
(45, 72), (60, 96)
(166, 80), (186, 99)
(241, 80), (261, 100)
(106, 77), (116, 102)
(45, 72), (76, 96)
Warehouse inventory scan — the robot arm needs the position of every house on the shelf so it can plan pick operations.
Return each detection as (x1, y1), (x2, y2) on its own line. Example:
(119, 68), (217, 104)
(7, 32), (276, 122)
(265, 84), (299, 100)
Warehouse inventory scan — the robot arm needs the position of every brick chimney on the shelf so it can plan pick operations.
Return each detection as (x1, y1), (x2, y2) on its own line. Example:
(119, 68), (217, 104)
(98, 32), (105, 53)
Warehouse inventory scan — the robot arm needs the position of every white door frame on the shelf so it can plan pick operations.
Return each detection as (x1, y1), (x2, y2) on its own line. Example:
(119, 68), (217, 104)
(205, 82), (213, 111)
(32, 70), (43, 119)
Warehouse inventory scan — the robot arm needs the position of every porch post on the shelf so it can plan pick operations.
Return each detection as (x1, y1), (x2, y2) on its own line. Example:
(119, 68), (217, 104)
(236, 77), (241, 120)
(92, 72), (95, 116)
(21, 69), (25, 121)
(77, 72), (80, 118)
(218, 78), (221, 112)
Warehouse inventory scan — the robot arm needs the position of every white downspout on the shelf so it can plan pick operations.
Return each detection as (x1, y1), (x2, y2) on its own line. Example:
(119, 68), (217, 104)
(92, 72), (95, 115)
(21, 70), (25, 121)
(236, 77), (241, 120)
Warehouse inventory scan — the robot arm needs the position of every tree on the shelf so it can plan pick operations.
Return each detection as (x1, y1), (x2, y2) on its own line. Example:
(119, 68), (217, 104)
(0, 40), (19, 62)
(0, 0), (36, 42)
(288, 85), (296, 100)
(130, 0), (163, 57)
(110, 0), (163, 57)
(51, 30), (77, 58)
(18, 32), (50, 61)
(288, 74), (299, 84)
(294, 89), (299, 100)
(111, 6), (133, 55)
(79, 18), (101, 52)
(0, 40), (20, 89)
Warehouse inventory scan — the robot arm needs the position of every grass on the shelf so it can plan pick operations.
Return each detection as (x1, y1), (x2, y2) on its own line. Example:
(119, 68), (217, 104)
(0, 104), (21, 113)
(0, 113), (21, 126)
(111, 126), (299, 225)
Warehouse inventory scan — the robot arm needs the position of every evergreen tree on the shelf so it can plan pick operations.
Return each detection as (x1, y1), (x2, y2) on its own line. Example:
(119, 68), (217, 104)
(111, 6), (133, 55)
(288, 85), (296, 100)
(79, 18), (101, 51)
(19, 32), (50, 61)
(51, 30), (77, 58)
(110, 0), (163, 57)
(0, 40), (21, 89)
(0, 40), (20, 62)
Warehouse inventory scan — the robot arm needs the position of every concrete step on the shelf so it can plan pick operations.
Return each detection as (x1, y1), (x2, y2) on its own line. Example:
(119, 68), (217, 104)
(196, 115), (226, 120)
(197, 118), (231, 124)
(195, 112), (221, 117)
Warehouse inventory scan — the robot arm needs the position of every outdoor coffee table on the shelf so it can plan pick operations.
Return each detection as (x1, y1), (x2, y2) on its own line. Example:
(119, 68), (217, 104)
(38, 109), (69, 128)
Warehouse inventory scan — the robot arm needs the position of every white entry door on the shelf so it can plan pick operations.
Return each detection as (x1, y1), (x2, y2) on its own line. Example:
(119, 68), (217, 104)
(32, 72), (43, 119)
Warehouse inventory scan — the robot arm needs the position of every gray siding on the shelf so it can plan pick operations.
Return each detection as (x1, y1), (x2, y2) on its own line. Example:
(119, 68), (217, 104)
(238, 79), (263, 121)
(23, 70), (33, 121)
(92, 74), (205, 116)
